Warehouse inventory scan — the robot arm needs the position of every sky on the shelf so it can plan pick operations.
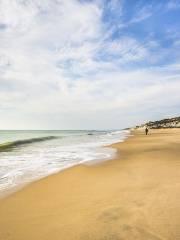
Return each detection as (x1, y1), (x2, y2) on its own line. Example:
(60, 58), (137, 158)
(0, 0), (180, 130)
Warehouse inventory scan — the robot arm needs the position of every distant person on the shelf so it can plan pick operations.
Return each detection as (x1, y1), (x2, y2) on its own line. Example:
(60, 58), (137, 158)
(145, 127), (149, 135)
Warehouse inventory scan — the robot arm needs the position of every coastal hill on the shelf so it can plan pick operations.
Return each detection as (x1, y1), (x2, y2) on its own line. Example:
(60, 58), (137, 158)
(136, 116), (180, 129)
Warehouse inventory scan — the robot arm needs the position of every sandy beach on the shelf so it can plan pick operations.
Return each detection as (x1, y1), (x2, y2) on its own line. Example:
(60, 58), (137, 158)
(0, 129), (180, 240)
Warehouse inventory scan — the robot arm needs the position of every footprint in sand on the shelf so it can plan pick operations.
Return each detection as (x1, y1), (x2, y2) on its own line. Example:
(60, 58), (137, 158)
(98, 206), (131, 223)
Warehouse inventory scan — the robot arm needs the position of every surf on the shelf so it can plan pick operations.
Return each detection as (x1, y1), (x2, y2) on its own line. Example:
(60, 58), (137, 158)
(0, 136), (58, 151)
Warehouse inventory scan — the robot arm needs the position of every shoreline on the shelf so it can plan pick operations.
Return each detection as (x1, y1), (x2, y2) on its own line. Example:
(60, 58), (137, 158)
(0, 130), (130, 199)
(0, 129), (180, 239)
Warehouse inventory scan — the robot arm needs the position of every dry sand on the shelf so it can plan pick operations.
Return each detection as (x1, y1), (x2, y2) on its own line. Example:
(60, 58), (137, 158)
(0, 129), (180, 240)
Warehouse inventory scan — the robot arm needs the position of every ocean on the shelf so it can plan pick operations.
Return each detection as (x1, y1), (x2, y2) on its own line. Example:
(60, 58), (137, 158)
(0, 130), (129, 196)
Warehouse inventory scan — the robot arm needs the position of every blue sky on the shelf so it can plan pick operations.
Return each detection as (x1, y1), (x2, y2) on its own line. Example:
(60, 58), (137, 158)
(0, 0), (180, 129)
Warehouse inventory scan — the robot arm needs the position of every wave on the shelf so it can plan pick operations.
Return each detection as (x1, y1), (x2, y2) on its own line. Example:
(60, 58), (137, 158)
(0, 136), (58, 151)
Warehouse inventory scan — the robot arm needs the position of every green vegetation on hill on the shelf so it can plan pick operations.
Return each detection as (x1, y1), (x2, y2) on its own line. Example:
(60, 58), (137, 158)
(136, 117), (180, 129)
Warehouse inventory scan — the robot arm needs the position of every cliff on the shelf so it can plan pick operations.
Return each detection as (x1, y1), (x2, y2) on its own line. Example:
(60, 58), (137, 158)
(136, 116), (180, 129)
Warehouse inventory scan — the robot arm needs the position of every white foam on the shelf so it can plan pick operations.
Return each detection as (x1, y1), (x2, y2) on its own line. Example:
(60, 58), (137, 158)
(0, 130), (130, 196)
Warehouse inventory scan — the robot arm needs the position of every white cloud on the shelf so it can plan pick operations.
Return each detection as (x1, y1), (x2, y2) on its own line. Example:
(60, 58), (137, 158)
(129, 4), (154, 24)
(0, 0), (179, 129)
(104, 37), (149, 62)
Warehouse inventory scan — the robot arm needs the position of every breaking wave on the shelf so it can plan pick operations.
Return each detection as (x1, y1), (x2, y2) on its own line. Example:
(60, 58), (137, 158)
(0, 136), (58, 151)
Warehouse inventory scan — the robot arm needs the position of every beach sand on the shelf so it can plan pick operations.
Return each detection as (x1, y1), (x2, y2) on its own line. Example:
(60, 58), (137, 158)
(0, 129), (180, 240)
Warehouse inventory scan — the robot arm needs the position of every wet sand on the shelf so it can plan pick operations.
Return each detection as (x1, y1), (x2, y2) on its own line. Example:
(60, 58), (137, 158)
(0, 129), (180, 240)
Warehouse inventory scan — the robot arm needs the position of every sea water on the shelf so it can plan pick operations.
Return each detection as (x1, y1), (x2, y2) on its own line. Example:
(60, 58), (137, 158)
(0, 130), (129, 196)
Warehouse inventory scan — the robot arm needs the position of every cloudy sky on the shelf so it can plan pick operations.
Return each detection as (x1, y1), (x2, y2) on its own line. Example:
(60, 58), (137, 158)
(0, 0), (180, 130)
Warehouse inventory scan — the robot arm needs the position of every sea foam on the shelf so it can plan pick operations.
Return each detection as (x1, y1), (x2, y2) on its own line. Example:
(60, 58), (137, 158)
(0, 130), (129, 196)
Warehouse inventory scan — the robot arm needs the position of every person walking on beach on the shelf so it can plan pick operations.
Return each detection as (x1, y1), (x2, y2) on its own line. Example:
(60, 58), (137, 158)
(145, 127), (149, 135)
